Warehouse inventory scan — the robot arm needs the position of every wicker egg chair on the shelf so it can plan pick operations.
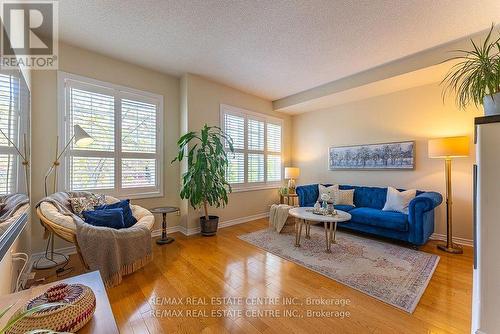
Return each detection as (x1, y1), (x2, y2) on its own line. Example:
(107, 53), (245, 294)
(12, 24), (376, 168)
(36, 195), (154, 269)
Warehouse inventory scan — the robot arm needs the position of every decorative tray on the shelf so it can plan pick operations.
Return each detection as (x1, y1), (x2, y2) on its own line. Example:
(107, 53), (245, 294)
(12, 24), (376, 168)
(306, 209), (338, 217)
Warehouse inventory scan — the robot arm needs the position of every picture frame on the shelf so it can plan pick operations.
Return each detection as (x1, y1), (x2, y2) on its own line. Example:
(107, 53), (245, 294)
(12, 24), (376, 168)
(328, 140), (415, 170)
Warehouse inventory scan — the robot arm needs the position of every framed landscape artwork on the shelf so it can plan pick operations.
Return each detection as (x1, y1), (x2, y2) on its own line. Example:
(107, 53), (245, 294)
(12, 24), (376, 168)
(328, 141), (415, 170)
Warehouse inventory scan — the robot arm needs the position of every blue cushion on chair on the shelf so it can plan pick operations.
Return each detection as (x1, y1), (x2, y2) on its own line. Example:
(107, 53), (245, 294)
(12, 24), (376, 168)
(95, 199), (137, 228)
(349, 207), (408, 232)
(82, 208), (125, 229)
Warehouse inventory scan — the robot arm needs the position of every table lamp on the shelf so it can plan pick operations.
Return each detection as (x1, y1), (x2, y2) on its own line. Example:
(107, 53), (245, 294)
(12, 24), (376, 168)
(428, 136), (469, 254)
(284, 167), (300, 194)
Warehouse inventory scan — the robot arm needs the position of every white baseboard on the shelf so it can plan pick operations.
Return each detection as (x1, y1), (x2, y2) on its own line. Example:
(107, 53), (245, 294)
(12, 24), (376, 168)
(219, 212), (269, 229)
(430, 233), (473, 247)
(151, 212), (270, 237)
(151, 225), (183, 237)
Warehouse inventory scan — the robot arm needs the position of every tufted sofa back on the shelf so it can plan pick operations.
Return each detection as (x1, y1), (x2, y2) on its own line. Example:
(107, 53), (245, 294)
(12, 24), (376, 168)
(296, 184), (423, 209)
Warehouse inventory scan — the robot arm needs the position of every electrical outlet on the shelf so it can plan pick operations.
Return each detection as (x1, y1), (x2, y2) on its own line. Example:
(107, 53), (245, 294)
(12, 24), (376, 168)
(176, 210), (181, 216)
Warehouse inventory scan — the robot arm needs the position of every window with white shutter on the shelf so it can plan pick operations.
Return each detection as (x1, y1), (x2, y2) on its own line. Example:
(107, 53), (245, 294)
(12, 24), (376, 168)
(59, 72), (163, 198)
(0, 72), (21, 195)
(221, 104), (283, 190)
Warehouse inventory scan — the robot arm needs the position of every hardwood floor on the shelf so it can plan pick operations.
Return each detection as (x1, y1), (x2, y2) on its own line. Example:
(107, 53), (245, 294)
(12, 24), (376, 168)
(32, 218), (473, 333)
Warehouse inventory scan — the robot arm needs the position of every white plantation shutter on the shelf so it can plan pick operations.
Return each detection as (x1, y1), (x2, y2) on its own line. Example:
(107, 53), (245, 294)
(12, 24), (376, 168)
(60, 72), (163, 198)
(120, 96), (159, 190)
(247, 118), (264, 183)
(221, 104), (283, 189)
(69, 88), (114, 152)
(266, 122), (282, 182)
(70, 156), (115, 190)
(122, 158), (156, 188)
(224, 113), (245, 184)
(0, 154), (15, 195)
(226, 152), (244, 184)
(122, 99), (157, 153)
(267, 154), (282, 182)
(247, 119), (264, 151)
(248, 153), (264, 182)
(267, 123), (281, 152)
(224, 113), (244, 149)
(0, 74), (20, 195)
(67, 86), (115, 191)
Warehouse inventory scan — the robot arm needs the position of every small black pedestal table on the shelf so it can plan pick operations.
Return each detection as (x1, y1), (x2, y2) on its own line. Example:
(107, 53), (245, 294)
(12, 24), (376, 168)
(150, 206), (179, 245)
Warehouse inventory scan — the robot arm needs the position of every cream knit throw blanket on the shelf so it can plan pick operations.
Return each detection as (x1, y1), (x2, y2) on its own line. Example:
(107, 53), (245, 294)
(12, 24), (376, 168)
(269, 204), (292, 233)
(37, 191), (152, 288)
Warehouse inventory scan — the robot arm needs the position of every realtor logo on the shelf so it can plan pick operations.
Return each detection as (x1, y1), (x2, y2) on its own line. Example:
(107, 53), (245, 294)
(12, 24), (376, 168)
(0, 0), (58, 69)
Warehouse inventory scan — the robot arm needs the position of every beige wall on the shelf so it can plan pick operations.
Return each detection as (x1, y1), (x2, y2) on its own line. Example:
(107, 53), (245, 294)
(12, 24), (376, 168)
(31, 43), (180, 252)
(31, 45), (292, 251)
(30, 42), (475, 251)
(181, 74), (292, 229)
(292, 83), (481, 240)
(0, 47), (32, 295)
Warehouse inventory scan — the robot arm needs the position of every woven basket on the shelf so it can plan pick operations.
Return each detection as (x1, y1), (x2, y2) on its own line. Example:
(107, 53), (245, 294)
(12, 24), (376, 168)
(7, 283), (96, 334)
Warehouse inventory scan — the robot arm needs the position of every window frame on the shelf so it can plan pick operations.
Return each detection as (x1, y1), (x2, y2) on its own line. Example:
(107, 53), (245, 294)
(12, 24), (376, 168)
(0, 70), (26, 195)
(57, 71), (164, 199)
(220, 104), (283, 192)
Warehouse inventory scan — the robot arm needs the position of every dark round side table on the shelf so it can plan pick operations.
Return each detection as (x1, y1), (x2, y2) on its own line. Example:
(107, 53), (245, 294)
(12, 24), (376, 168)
(150, 206), (179, 245)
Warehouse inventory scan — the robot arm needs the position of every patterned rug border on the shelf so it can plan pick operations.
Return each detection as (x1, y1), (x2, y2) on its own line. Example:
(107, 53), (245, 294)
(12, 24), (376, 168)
(238, 228), (440, 313)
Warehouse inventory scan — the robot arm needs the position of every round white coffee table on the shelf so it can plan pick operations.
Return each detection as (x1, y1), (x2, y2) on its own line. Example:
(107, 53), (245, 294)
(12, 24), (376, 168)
(288, 207), (351, 253)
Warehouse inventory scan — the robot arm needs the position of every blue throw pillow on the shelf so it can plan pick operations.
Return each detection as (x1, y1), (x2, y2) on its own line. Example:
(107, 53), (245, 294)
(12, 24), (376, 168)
(95, 199), (137, 228)
(82, 208), (125, 229)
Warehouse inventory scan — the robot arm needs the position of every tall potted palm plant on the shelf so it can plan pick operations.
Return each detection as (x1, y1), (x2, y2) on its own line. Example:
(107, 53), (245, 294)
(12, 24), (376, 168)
(441, 24), (500, 115)
(172, 124), (234, 236)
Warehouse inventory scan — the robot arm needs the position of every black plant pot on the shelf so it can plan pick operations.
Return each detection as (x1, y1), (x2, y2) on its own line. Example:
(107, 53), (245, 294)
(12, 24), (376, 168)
(200, 215), (219, 236)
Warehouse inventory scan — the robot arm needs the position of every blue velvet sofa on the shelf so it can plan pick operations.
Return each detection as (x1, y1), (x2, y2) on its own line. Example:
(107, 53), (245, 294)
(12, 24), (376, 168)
(296, 184), (443, 246)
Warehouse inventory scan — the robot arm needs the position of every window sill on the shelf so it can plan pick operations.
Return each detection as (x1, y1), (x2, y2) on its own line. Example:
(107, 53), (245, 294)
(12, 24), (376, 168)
(230, 184), (281, 193)
(125, 191), (164, 200)
(68, 188), (164, 201)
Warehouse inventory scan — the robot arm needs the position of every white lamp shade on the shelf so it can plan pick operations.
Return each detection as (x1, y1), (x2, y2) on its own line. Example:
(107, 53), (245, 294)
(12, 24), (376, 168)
(428, 136), (469, 159)
(284, 167), (300, 179)
(74, 125), (93, 147)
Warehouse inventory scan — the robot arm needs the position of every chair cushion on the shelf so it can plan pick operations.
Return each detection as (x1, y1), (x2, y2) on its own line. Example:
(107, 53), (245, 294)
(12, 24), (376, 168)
(39, 201), (154, 232)
(334, 205), (355, 212)
(69, 194), (106, 218)
(95, 199), (137, 228)
(82, 208), (125, 229)
(349, 207), (408, 232)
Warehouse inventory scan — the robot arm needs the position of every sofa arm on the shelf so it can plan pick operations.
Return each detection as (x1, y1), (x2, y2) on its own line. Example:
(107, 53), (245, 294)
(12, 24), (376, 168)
(296, 184), (319, 207)
(409, 192), (443, 213)
(407, 191), (443, 245)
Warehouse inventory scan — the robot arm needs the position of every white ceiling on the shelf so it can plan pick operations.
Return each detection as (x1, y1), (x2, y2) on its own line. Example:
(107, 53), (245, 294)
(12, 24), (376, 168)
(58, 0), (500, 101)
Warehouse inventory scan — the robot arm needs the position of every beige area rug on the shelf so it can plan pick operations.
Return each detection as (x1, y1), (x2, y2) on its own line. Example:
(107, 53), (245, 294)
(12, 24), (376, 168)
(238, 225), (439, 313)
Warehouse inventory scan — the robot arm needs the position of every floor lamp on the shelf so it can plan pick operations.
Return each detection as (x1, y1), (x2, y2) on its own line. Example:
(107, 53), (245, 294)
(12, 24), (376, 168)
(428, 136), (469, 254)
(35, 124), (93, 269)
